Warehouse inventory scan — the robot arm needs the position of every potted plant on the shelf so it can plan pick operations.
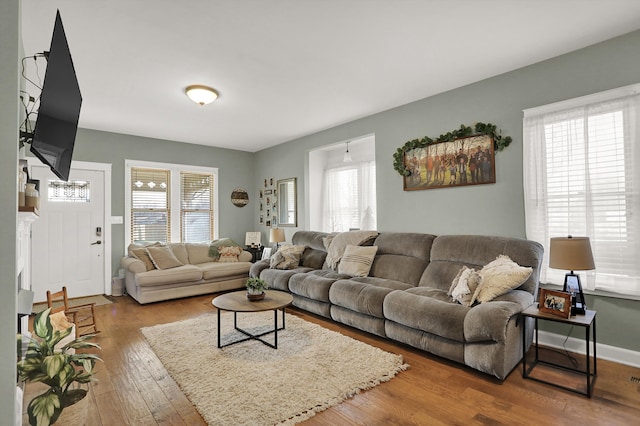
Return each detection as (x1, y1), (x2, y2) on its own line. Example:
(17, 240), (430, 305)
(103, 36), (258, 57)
(17, 308), (101, 426)
(246, 277), (269, 301)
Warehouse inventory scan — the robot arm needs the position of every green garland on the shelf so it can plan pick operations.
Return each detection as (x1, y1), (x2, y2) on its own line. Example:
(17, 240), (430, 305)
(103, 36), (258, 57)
(392, 122), (512, 177)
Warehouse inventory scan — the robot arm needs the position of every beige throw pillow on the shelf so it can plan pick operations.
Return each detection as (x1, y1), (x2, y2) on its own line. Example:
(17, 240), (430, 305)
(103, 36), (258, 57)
(474, 255), (533, 303)
(448, 266), (483, 307)
(146, 246), (184, 270)
(130, 248), (157, 271)
(218, 245), (242, 262)
(270, 245), (305, 269)
(338, 245), (378, 277)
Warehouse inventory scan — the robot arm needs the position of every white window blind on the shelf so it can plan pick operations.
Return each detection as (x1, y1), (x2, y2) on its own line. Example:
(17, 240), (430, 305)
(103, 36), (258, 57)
(131, 168), (170, 243)
(181, 172), (214, 242)
(322, 161), (377, 232)
(523, 87), (640, 297)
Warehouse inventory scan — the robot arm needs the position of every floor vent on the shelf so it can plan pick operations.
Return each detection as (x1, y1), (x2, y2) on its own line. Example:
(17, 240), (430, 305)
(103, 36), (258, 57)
(630, 376), (640, 384)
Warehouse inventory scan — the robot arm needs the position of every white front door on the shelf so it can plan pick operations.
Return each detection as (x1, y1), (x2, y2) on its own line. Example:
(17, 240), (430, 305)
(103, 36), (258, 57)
(30, 165), (105, 302)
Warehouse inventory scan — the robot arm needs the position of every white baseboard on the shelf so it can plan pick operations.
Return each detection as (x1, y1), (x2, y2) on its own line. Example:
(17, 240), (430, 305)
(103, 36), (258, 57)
(537, 331), (640, 369)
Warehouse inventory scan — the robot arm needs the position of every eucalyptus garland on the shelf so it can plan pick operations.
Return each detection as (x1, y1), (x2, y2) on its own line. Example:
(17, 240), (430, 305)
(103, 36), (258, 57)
(392, 122), (513, 176)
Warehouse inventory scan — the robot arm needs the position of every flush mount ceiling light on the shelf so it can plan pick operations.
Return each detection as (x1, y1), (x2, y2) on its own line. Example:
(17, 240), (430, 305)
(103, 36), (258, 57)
(185, 85), (218, 105)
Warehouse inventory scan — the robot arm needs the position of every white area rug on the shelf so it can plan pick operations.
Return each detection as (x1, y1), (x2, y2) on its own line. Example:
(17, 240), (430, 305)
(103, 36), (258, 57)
(141, 311), (408, 425)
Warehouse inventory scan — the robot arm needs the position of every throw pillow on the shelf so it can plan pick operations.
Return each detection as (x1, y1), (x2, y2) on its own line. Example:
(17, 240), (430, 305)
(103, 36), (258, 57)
(146, 246), (184, 270)
(208, 238), (241, 260)
(270, 245), (305, 269)
(448, 266), (483, 307)
(130, 247), (156, 271)
(218, 245), (242, 262)
(338, 245), (378, 277)
(474, 255), (533, 303)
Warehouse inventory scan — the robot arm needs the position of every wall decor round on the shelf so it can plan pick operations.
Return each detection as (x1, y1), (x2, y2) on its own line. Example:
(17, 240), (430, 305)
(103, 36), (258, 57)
(231, 188), (249, 207)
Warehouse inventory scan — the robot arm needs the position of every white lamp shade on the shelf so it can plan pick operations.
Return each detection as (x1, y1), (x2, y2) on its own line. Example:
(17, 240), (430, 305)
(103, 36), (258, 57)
(185, 85), (218, 105)
(270, 228), (285, 243)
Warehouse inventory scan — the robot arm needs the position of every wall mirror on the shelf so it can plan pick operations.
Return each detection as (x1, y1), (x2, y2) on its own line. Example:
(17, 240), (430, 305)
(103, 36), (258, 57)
(276, 177), (297, 227)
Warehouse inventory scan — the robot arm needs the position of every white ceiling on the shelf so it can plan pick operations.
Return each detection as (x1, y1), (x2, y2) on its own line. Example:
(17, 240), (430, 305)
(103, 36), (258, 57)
(20, 0), (640, 153)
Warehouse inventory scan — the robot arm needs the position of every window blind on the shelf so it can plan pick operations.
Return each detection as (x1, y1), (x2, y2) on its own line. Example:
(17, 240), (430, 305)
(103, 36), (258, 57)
(181, 172), (214, 243)
(523, 90), (640, 297)
(130, 168), (170, 243)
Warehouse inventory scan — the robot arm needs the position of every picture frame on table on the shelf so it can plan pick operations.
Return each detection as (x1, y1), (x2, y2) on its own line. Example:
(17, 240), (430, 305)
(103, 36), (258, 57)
(261, 247), (272, 260)
(538, 288), (572, 318)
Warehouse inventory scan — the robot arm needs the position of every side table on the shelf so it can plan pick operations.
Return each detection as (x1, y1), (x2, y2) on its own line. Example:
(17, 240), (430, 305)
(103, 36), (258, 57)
(521, 305), (597, 397)
(245, 246), (263, 262)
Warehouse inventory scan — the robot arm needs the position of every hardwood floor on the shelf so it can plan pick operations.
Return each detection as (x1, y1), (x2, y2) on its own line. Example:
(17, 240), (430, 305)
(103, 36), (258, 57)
(23, 293), (640, 425)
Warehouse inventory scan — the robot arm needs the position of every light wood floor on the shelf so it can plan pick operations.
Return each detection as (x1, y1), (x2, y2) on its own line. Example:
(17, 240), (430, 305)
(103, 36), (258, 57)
(23, 293), (640, 425)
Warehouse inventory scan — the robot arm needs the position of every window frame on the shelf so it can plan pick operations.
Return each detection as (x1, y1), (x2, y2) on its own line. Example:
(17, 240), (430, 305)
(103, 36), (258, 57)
(523, 83), (640, 300)
(125, 159), (219, 248)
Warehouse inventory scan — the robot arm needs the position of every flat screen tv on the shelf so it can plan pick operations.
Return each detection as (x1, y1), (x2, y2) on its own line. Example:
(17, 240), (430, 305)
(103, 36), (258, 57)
(30, 10), (82, 182)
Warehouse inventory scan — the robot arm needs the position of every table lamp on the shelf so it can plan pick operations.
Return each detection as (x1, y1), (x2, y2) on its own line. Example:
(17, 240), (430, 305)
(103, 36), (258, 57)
(549, 236), (595, 315)
(270, 228), (285, 250)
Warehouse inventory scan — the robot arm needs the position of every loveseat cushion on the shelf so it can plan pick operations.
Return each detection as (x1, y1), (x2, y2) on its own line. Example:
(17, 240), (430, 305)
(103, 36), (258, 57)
(186, 243), (216, 265)
(198, 262), (251, 280)
(383, 287), (469, 342)
(168, 243), (189, 264)
(134, 265), (203, 287)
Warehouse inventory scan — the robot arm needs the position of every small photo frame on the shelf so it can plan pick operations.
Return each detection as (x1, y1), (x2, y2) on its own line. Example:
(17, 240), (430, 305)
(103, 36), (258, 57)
(269, 177), (274, 186)
(264, 178), (268, 188)
(538, 288), (572, 318)
(261, 247), (272, 260)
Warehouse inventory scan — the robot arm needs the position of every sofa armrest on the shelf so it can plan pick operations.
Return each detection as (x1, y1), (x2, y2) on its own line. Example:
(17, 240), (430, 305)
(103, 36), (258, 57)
(249, 259), (270, 278)
(239, 250), (252, 262)
(464, 290), (534, 343)
(121, 256), (146, 274)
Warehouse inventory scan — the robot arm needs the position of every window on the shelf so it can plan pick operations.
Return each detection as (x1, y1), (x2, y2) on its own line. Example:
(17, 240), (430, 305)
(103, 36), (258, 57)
(48, 179), (90, 203)
(126, 160), (218, 245)
(523, 85), (640, 297)
(322, 161), (377, 232)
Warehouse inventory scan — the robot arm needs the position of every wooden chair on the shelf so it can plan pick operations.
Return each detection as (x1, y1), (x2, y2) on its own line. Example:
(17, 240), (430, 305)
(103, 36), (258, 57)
(46, 286), (99, 337)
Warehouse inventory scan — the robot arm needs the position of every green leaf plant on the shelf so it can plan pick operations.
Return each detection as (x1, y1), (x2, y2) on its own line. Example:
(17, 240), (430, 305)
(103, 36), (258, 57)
(17, 308), (101, 426)
(392, 122), (513, 177)
(246, 277), (269, 292)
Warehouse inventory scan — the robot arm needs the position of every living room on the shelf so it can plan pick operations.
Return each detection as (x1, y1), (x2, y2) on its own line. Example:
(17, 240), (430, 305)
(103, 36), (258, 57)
(3, 1), (640, 425)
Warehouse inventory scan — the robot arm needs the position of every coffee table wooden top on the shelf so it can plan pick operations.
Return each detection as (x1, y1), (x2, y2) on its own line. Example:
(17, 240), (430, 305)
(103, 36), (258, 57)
(212, 290), (293, 313)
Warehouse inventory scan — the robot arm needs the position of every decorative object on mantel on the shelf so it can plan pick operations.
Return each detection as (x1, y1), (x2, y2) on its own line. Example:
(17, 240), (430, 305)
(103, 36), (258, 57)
(246, 277), (269, 300)
(230, 187), (249, 207)
(393, 122), (513, 190)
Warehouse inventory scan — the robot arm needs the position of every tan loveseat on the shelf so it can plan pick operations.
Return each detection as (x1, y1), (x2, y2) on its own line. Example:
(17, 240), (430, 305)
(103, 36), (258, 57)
(121, 242), (252, 304)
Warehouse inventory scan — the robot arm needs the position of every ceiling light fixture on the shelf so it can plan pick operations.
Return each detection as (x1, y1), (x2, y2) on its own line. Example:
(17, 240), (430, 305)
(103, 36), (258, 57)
(185, 85), (218, 105)
(343, 141), (352, 163)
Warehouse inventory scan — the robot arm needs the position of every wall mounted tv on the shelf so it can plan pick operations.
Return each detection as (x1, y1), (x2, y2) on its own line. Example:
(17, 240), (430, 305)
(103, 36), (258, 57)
(29, 10), (82, 182)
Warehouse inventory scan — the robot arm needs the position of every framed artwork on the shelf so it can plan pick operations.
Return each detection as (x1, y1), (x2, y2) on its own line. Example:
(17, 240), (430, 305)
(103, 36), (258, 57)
(538, 289), (572, 319)
(261, 247), (272, 260)
(403, 134), (495, 191)
(265, 220), (271, 227)
(263, 178), (268, 188)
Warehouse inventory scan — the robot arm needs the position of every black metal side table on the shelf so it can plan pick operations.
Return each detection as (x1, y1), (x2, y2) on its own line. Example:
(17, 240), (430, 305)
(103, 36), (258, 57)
(245, 246), (263, 262)
(522, 305), (597, 397)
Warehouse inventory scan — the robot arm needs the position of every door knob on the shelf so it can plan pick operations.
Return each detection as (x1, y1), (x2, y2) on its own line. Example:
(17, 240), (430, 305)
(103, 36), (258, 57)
(91, 240), (102, 245)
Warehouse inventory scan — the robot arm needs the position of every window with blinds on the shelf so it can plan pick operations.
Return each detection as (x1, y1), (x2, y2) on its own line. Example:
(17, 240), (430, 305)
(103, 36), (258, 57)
(181, 172), (214, 242)
(130, 168), (170, 243)
(523, 86), (640, 297)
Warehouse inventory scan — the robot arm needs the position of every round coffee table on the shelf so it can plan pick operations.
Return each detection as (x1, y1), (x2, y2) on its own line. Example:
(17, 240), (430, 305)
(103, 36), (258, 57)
(212, 290), (293, 349)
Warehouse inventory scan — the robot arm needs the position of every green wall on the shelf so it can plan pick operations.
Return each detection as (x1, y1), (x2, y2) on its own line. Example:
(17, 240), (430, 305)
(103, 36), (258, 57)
(0, 0), (21, 420)
(253, 30), (640, 353)
(70, 128), (256, 276)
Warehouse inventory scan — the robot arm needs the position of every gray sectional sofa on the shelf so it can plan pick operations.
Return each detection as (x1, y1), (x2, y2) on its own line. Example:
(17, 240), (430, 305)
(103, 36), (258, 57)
(250, 230), (543, 380)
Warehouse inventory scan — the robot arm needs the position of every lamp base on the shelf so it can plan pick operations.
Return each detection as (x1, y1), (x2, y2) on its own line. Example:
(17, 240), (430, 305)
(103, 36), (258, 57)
(564, 272), (587, 316)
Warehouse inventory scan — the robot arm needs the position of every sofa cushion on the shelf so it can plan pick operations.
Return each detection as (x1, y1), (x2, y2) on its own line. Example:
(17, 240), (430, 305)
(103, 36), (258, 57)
(474, 255), (532, 303)
(338, 245), (378, 277)
(130, 248), (156, 271)
(368, 233), (435, 286)
(147, 246), (184, 270)
(168, 243), (189, 265)
(198, 262), (251, 280)
(383, 287), (469, 342)
(259, 267), (314, 291)
(186, 243), (216, 265)
(289, 273), (336, 303)
(325, 230), (379, 269)
(329, 278), (412, 319)
(464, 290), (534, 343)
(135, 265), (203, 287)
